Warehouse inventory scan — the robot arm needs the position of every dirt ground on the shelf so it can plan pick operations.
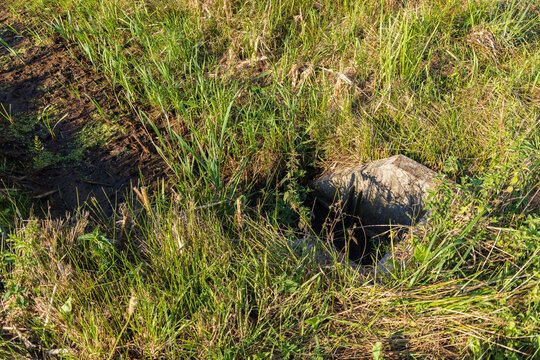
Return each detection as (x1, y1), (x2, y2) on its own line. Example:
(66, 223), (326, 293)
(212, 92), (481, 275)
(0, 9), (165, 217)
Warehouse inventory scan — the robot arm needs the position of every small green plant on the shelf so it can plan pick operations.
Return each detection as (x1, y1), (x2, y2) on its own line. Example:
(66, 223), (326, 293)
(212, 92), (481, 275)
(32, 135), (46, 168)
(265, 153), (311, 227)
(0, 103), (14, 124)
(38, 104), (67, 139)
(77, 227), (116, 274)
(0, 34), (24, 63)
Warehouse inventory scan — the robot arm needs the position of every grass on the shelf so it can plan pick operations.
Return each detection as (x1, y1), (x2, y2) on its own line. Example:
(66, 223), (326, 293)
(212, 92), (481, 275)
(1, 0), (539, 358)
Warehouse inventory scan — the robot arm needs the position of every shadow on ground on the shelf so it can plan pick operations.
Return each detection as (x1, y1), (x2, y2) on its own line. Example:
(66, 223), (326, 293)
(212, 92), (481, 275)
(0, 9), (165, 218)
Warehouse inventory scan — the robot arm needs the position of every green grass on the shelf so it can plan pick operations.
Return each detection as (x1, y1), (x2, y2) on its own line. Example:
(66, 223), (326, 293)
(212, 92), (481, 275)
(1, 0), (539, 358)
(33, 0), (538, 196)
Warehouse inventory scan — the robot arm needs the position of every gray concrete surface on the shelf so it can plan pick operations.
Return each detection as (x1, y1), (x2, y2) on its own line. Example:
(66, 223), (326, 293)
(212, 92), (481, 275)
(311, 155), (443, 276)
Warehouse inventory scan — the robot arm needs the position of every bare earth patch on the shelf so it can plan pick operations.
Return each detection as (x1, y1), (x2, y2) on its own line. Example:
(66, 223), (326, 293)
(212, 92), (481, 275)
(0, 9), (164, 217)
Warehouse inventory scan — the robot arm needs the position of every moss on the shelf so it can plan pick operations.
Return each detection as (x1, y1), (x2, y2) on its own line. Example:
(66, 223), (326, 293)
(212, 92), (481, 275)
(2, 104), (121, 171)
(76, 121), (120, 150)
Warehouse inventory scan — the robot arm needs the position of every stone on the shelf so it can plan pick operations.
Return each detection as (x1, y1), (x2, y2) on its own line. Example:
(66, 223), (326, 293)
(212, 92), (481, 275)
(313, 155), (439, 228)
(310, 155), (442, 275)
